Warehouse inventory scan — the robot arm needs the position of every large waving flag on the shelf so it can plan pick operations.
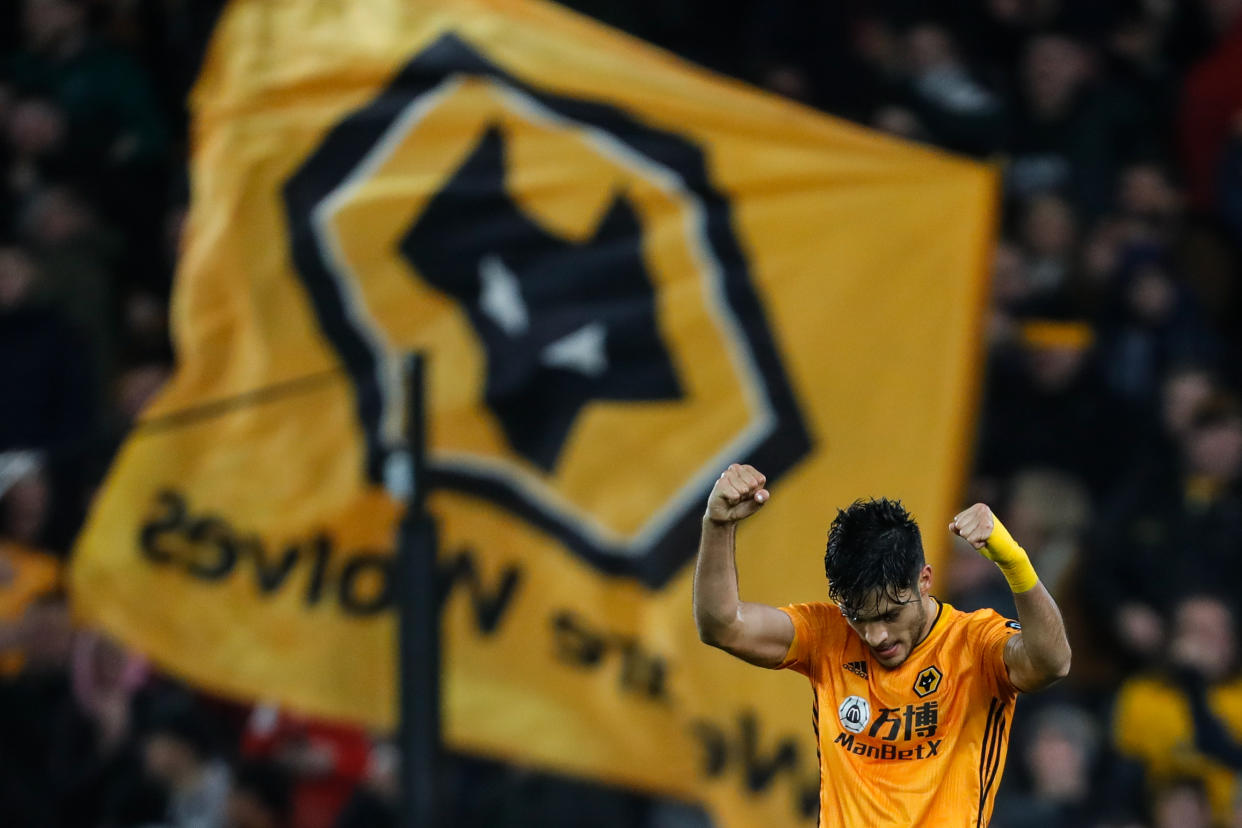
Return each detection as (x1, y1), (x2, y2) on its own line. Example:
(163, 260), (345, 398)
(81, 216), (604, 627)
(70, 1), (995, 826)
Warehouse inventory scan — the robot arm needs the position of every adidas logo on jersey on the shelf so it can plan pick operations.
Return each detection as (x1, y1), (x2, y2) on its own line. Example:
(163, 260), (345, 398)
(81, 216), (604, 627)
(844, 660), (868, 679)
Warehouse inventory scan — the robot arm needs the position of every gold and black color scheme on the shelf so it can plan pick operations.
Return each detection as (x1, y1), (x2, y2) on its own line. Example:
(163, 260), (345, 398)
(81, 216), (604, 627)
(915, 665), (944, 698)
(71, 2), (995, 827)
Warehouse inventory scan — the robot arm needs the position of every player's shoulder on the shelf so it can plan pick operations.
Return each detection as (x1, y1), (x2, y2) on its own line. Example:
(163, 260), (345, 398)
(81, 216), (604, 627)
(939, 602), (1022, 641)
(780, 600), (841, 623)
(780, 601), (847, 637)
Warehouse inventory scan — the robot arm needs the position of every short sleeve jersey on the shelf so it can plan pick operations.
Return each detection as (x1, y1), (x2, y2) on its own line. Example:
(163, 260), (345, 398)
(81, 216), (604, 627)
(778, 599), (1021, 828)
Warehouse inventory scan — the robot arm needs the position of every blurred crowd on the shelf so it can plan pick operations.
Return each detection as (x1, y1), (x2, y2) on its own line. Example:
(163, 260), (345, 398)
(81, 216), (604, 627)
(1, 0), (1242, 826)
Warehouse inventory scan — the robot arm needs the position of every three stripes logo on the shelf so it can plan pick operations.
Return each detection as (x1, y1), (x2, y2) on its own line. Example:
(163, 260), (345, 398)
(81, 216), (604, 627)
(284, 33), (810, 586)
(843, 660), (868, 679)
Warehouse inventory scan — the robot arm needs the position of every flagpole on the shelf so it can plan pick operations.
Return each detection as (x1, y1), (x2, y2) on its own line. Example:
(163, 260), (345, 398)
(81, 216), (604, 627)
(397, 352), (440, 828)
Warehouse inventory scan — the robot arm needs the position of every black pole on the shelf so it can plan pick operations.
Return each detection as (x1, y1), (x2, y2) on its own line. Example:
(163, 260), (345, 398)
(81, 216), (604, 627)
(397, 352), (440, 828)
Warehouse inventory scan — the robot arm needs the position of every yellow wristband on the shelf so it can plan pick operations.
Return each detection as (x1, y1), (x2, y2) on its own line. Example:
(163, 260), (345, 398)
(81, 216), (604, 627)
(982, 516), (1039, 594)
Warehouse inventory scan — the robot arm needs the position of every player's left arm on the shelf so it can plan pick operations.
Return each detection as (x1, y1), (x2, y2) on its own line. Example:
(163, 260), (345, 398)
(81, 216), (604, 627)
(950, 504), (1072, 692)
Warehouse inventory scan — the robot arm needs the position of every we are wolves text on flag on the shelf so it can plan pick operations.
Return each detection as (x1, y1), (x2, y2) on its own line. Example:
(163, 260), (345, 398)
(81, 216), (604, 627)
(71, 1), (995, 826)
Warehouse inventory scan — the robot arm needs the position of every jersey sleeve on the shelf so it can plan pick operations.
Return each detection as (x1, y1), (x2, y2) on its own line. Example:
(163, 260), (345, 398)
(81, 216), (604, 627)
(969, 609), (1023, 697)
(776, 601), (836, 679)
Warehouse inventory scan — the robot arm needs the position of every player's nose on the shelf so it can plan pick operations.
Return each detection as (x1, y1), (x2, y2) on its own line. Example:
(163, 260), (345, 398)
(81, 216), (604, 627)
(861, 625), (888, 649)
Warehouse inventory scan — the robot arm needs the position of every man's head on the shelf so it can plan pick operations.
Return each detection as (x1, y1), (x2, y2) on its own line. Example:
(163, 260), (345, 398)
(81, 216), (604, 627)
(825, 499), (933, 668)
(905, 23), (958, 75)
(1170, 593), (1237, 682)
(1153, 776), (1212, 828)
(1022, 35), (1091, 119)
(21, 0), (86, 55)
(1, 463), (50, 544)
(1183, 394), (1242, 482)
(1162, 365), (1216, 441)
(1019, 320), (1093, 394)
(1023, 705), (1099, 802)
(1020, 193), (1077, 260)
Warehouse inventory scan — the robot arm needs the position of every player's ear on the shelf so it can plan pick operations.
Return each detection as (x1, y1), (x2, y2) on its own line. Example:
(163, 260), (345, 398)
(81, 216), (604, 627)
(918, 564), (933, 596)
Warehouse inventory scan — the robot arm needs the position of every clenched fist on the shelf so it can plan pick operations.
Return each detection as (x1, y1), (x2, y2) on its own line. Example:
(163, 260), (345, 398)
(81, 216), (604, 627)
(949, 503), (995, 552)
(705, 464), (769, 525)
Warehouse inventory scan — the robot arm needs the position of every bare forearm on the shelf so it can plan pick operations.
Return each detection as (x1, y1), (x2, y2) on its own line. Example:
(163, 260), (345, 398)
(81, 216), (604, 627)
(695, 465), (794, 666)
(694, 518), (741, 643)
(1012, 582), (1072, 685)
(952, 506), (1072, 689)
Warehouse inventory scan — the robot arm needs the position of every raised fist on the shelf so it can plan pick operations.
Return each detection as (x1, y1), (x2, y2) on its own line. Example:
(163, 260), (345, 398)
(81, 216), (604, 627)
(949, 503), (995, 552)
(704, 464), (769, 525)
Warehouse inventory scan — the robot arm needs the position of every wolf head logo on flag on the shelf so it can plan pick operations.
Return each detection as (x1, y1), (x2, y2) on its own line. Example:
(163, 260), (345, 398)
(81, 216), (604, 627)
(283, 35), (811, 585)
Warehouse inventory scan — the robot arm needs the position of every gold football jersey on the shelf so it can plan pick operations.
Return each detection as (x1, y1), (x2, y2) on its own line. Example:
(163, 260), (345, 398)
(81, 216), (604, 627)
(779, 600), (1021, 828)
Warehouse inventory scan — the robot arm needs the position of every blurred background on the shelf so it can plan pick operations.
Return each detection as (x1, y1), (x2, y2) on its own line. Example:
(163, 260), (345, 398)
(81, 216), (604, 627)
(2, 0), (1242, 827)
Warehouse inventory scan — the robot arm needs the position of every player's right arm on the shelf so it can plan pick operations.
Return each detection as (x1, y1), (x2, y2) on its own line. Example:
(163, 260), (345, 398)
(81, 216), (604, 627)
(693, 463), (794, 668)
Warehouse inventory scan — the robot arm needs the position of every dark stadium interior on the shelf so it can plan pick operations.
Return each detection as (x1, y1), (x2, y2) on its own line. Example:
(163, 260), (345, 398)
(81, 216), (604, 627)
(2, 0), (1242, 826)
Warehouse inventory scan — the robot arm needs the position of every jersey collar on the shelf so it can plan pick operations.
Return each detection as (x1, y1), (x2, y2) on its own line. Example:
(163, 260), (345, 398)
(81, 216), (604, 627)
(909, 597), (947, 657)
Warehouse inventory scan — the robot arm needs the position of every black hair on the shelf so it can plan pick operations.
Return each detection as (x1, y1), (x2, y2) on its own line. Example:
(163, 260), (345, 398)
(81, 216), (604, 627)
(824, 498), (924, 614)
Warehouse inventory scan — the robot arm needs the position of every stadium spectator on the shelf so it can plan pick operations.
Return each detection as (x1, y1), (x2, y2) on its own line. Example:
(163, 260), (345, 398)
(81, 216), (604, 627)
(869, 104), (930, 144)
(1162, 364), (1221, 445)
(4, 93), (71, 198)
(0, 462), (52, 549)
(1095, 245), (1218, 406)
(991, 705), (1104, 828)
(989, 239), (1036, 337)
(1086, 394), (1242, 667)
(17, 183), (120, 382)
(1109, 361), (1223, 496)
(1151, 776), (1214, 828)
(8, 0), (170, 287)
(142, 695), (232, 828)
(1113, 594), (1242, 825)
(0, 240), (95, 550)
(977, 318), (1135, 496)
(1116, 162), (1184, 245)
(8, 0), (166, 174)
(1005, 34), (1152, 213)
(1017, 193), (1079, 312)
(743, 5), (895, 120)
(899, 22), (1005, 156)
(0, 242), (93, 455)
